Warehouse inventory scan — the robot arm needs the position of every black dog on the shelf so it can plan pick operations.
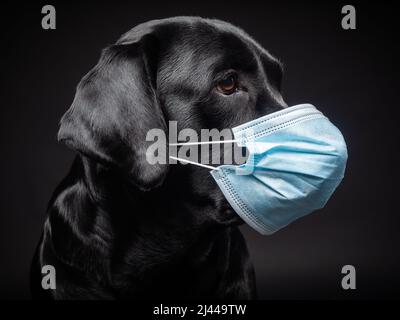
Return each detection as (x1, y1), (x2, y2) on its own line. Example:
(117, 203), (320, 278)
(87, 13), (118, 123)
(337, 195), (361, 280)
(31, 17), (286, 299)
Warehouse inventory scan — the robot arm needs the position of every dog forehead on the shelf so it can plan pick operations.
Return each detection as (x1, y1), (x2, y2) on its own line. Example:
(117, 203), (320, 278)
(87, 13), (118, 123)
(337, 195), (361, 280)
(118, 17), (266, 71)
(166, 19), (257, 57)
(157, 22), (260, 83)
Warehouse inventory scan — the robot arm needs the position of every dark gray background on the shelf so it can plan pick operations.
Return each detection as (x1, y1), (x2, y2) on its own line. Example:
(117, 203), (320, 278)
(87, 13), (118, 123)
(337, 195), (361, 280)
(1, 0), (398, 299)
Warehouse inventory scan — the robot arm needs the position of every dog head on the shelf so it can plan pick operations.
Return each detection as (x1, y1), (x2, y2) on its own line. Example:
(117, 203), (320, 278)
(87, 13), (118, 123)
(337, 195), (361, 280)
(58, 17), (286, 193)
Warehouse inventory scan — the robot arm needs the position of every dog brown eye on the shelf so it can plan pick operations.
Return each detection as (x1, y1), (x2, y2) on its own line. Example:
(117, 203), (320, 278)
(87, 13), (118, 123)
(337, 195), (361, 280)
(216, 75), (238, 95)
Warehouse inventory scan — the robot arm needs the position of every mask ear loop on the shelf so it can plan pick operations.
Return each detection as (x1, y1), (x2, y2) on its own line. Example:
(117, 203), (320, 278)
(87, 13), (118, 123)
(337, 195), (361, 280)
(168, 140), (239, 170)
(169, 156), (218, 170)
(169, 140), (237, 146)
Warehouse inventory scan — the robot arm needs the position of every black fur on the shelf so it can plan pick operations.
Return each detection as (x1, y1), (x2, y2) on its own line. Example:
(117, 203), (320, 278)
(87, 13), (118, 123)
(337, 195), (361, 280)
(31, 17), (286, 299)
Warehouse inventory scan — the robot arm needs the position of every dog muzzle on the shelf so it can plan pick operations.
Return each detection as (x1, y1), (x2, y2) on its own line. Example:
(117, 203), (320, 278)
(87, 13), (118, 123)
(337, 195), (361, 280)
(172, 104), (348, 235)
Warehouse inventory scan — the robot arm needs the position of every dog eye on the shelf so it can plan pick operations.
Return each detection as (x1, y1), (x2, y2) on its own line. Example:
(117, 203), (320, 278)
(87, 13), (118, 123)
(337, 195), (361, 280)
(216, 74), (238, 95)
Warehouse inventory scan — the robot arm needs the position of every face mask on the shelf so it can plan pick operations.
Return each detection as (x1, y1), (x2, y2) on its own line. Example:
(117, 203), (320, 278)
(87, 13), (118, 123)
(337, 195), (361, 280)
(170, 104), (348, 235)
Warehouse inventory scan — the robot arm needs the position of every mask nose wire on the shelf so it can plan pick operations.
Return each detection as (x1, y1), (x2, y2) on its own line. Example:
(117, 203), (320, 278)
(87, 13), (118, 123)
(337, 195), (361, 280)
(168, 140), (239, 170)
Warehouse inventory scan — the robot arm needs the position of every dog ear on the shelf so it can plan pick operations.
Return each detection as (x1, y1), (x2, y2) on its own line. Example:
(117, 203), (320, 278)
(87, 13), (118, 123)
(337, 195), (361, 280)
(261, 53), (284, 92)
(58, 34), (168, 191)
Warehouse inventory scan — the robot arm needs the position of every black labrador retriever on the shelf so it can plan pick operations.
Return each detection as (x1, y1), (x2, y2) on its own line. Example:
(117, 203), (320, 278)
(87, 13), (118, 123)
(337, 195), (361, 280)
(31, 16), (286, 299)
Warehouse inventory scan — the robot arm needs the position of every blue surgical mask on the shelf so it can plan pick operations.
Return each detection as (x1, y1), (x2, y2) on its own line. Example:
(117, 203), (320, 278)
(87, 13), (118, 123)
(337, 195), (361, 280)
(171, 104), (348, 235)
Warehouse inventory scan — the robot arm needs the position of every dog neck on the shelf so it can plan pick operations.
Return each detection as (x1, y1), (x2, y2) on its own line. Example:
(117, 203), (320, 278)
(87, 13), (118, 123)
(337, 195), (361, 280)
(56, 155), (238, 256)
(42, 155), (243, 296)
